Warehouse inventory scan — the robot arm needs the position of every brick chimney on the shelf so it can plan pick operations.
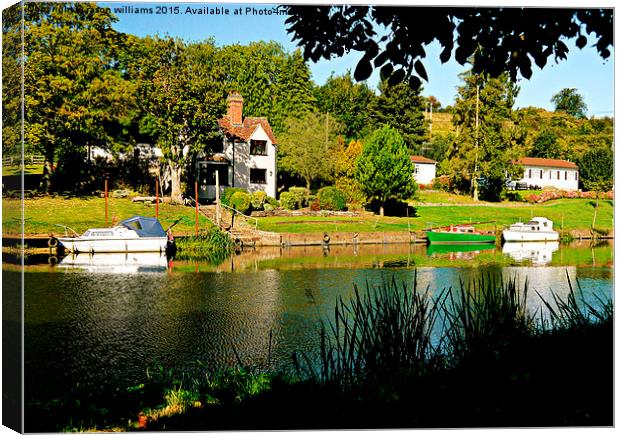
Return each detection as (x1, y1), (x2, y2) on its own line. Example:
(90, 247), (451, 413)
(227, 92), (244, 125)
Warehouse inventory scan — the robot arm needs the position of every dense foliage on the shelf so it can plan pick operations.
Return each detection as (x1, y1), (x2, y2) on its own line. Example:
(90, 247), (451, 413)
(284, 6), (612, 89)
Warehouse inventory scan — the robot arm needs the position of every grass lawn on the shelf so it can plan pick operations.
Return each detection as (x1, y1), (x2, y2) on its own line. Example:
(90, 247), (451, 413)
(2, 196), (613, 237)
(256, 199), (613, 234)
(2, 163), (44, 176)
(2, 196), (213, 235)
(414, 189), (482, 204)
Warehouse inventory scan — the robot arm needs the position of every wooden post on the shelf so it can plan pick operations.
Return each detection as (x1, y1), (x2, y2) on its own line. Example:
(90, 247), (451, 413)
(195, 181), (199, 236)
(104, 178), (109, 227)
(155, 178), (159, 219)
(215, 170), (221, 226)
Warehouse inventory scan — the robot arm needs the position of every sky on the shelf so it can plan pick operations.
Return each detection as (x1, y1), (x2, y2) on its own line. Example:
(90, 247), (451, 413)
(98, 1), (615, 117)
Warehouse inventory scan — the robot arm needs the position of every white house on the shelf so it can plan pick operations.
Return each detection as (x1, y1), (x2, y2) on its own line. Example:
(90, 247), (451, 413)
(196, 93), (277, 201)
(511, 157), (579, 191)
(410, 155), (437, 185)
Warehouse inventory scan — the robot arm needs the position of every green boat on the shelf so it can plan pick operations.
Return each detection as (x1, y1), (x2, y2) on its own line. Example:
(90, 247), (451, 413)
(426, 224), (496, 245)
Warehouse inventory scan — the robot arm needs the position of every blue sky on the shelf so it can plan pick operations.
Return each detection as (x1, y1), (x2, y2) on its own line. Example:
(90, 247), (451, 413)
(100, 2), (614, 116)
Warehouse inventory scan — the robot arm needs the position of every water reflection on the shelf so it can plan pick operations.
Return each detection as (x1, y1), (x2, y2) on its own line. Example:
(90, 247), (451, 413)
(502, 241), (559, 265)
(58, 252), (169, 273)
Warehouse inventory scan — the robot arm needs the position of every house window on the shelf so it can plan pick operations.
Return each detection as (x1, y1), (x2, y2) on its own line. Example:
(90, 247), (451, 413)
(250, 140), (268, 156)
(414, 165), (420, 174)
(575, 172), (578, 181)
(250, 168), (267, 184)
(540, 170), (543, 178)
(557, 170), (560, 180)
(201, 164), (229, 186)
(565, 171), (567, 180)
(528, 169), (532, 179)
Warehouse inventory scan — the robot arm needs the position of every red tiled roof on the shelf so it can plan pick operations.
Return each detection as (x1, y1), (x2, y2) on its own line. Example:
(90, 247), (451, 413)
(410, 155), (437, 164)
(218, 116), (278, 144)
(516, 157), (578, 169)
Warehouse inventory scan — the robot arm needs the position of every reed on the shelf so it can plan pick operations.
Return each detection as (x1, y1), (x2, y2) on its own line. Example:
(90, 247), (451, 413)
(174, 228), (235, 263)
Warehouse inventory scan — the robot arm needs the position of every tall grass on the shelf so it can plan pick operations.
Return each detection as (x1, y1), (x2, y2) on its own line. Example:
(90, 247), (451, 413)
(295, 272), (612, 393)
(174, 228), (235, 263)
(298, 274), (441, 389)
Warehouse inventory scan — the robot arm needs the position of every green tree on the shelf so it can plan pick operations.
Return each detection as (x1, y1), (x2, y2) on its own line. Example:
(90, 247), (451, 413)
(24, 2), (137, 192)
(335, 139), (364, 203)
(578, 146), (613, 230)
(551, 88), (588, 118)
(139, 37), (224, 203)
(530, 129), (564, 159)
(370, 81), (428, 152)
(314, 71), (376, 139)
(2, 4), (22, 161)
(272, 49), (316, 134)
(355, 125), (417, 216)
(278, 112), (343, 190)
(218, 43), (315, 135)
(447, 72), (524, 201)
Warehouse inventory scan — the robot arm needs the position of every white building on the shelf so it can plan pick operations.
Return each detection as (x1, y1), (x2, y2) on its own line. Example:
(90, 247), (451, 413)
(196, 93), (278, 201)
(511, 157), (579, 191)
(410, 155), (437, 185)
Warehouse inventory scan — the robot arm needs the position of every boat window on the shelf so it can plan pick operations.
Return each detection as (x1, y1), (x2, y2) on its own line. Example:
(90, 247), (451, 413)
(91, 231), (114, 237)
(125, 221), (142, 231)
(83, 231), (90, 237)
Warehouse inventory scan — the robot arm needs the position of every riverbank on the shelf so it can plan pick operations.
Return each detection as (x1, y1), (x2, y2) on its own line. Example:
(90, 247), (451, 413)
(28, 277), (612, 431)
(2, 197), (613, 243)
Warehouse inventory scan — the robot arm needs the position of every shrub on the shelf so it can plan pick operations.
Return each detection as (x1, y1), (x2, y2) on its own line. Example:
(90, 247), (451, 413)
(265, 196), (278, 208)
(318, 186), (347, 211)
(279, 192), (298, 210)
(288, 187), (309, 208)
(432, 176), (451, 191)
(250, 191), (267, 210)
(263, 203), (275, 212)
(222, 187), (248, 206)
(229, 191), (251, 214)
(309, 200), (321, 211)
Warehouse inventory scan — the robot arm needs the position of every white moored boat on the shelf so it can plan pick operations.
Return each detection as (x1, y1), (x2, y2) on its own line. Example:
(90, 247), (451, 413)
(502, 217), (559, 242)
(57, 216), (171, 254)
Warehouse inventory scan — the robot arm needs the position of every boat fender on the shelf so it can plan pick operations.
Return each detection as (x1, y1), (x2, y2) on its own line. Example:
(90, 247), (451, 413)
(48, 237), (59, 248)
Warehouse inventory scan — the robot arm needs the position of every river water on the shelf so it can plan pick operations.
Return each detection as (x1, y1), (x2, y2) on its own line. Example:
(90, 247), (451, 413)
(20, 240), (613, 408)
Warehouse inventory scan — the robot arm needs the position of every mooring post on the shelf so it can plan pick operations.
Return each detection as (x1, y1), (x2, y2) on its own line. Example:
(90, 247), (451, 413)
(155, 178), (159, 219)
(215, 170), (221, 226)
(195, 181), (199, 236)
(104, 177), (109, 227)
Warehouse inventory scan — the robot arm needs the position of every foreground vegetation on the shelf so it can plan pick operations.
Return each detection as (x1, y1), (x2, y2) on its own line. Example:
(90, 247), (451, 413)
(28, 275), (612, 431)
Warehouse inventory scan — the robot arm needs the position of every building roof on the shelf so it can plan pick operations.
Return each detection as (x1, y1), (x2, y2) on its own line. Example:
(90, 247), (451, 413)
(410, 155), (437, 164)
(516, 157), (578, 169)
(217, 116), (278, 144)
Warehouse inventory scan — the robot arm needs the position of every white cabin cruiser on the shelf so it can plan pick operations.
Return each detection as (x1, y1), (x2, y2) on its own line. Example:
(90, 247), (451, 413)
(502, 217), (559, 242)
(57, 216), (171, 254)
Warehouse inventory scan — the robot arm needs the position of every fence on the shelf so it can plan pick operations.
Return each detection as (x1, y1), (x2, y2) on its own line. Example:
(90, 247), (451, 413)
(2, 155), (45, 167)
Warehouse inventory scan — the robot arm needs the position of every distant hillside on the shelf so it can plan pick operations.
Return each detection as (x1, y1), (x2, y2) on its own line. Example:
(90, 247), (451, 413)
(427, 112), (453, 136)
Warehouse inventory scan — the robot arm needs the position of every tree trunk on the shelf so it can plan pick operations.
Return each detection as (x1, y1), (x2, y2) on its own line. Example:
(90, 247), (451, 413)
(379, 204), (385, 217)
(169, 161), (183, 204)
(40, 153), (54, 194)
(591, 192), (599, 234)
